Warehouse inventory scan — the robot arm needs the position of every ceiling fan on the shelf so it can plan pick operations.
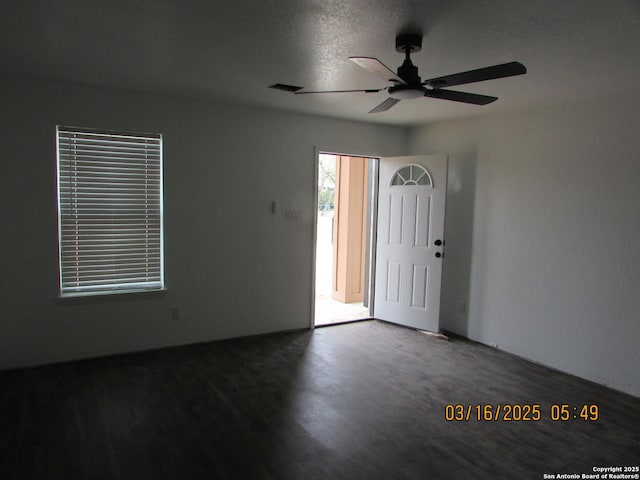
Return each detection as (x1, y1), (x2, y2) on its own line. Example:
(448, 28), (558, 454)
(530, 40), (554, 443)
(270, 34), (527, 113)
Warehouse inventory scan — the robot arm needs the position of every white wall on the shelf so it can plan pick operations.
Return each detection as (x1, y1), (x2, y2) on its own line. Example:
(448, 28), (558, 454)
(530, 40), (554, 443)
(4, 71), (638, 398)
(409, 93), (640, 397)
(0, 74), (407, 368)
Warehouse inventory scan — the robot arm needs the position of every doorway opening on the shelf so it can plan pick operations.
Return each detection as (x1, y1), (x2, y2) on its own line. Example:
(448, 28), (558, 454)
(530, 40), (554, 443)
(314, 152), (378, 326)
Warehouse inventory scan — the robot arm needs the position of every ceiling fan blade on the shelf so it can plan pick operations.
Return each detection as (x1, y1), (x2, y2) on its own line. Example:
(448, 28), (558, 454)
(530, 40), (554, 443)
(350, 57), (407, 85)
(424, 61), (526, 89)
(424, 89), (498, 105)
(369, 97), (401, 114)
(269, 83), (303, 92)
(294, 88), (383, 94)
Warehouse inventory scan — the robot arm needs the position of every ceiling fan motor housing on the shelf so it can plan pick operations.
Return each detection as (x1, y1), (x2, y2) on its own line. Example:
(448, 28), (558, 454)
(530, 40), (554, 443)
(397, 59), (421, 85)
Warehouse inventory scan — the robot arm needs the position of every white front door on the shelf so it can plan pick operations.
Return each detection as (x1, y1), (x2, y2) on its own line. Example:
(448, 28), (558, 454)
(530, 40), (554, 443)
(373, 155), (447, 332)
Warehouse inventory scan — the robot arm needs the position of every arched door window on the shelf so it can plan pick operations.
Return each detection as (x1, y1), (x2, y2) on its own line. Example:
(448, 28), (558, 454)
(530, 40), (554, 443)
(390, 164), (433, 186)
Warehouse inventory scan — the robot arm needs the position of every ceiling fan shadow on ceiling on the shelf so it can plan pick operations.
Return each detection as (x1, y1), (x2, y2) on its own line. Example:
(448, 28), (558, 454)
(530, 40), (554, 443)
(270, 34), (527, 114)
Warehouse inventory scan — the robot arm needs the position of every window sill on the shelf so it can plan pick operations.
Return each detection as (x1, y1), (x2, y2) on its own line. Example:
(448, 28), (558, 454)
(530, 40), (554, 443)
(56, 288), (167, 304)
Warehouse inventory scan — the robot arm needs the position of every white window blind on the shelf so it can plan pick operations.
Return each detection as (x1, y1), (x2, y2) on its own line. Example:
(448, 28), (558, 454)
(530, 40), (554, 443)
(57, 126), (164, 296)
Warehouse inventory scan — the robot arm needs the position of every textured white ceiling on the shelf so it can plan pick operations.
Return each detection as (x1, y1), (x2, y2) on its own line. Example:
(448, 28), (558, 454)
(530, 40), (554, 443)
(2, 0), (640, 126)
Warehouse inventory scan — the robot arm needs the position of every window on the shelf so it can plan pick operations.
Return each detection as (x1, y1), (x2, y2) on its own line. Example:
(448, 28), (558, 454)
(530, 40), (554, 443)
(390, 164), (432, 186)
(56, 126), (164, 296)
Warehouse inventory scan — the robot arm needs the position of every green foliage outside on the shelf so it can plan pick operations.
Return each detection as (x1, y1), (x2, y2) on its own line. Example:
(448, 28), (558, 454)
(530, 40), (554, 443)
(318, 155), (336, 211)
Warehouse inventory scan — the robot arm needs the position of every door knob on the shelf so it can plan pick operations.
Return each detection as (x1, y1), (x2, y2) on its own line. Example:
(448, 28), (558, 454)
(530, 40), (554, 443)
(434, 239), (443, 246)
(435, 252), (442, 258)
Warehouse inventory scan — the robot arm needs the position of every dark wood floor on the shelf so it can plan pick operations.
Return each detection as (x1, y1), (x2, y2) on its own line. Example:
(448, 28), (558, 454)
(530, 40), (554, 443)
(1, 320), (638, 480)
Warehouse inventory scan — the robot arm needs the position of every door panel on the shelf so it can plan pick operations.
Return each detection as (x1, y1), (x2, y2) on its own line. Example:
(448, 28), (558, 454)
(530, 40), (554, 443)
(414, 195), (430, 247)
(411, 264), (428, 308)
(386, 261), (401, 303)
(389, 194), (404, 245)
(373, 155), (447, 332)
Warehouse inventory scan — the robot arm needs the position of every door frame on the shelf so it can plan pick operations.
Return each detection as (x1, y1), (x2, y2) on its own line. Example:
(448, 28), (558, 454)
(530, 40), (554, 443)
(310, 147), (380, 329)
